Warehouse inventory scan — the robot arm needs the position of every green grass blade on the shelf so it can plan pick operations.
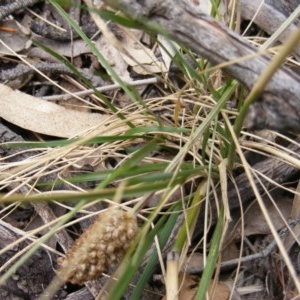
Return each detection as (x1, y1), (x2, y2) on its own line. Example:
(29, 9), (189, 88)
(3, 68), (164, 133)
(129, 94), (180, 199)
(195, 206), (224, 300)
(172, 180), (207, 253)
(49, 0), (155, 120)
(131, 202), (182, 300)
(95, 138), (160, 189)
(103, 213), (170, 299)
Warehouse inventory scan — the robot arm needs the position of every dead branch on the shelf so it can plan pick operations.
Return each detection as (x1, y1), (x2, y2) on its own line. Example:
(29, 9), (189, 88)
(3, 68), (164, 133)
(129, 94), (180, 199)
(240, 0), (300, 56)
(0, 0), (42, 21)
(103, 0), (300, 132)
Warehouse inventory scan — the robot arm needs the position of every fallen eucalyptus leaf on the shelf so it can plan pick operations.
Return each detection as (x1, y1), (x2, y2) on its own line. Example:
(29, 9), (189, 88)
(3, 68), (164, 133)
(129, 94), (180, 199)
(0, 84), (109, 138)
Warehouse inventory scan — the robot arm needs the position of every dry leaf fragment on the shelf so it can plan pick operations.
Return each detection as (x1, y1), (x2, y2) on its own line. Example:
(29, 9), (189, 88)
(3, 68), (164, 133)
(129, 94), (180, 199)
(162, 273), (236, 300)
(0, 83), (109, 138)
(0, 20), (30, 56)
(120, 29), (167, 75)
(57, 208), (138, 285)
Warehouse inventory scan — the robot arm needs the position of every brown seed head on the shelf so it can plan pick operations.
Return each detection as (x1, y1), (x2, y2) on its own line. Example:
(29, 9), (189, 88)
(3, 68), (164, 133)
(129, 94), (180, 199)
(56, 208), (138, 285)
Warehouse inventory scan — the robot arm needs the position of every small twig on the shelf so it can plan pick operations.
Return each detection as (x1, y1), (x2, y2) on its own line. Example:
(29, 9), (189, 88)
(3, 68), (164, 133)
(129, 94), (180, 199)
(42, 77), (158, 100)
(30, 0), (99, 41)
(0, 219), (62, 256)
(0, 62), (107, 86)
(30, 19), (99, 41)
(0, 0), (42, 22)
(192, 217), (300, 273)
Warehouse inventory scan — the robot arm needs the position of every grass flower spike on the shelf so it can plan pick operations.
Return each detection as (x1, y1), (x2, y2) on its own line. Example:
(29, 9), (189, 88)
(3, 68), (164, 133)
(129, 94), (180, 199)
(57, 207), (138, 285)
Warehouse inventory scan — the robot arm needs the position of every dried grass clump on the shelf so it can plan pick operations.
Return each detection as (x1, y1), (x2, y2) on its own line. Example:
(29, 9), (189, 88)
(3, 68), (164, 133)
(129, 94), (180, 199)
(57, 207), (138, 285)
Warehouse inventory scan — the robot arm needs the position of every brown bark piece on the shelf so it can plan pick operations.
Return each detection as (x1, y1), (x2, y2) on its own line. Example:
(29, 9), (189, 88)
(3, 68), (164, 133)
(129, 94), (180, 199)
(240, 0), (300, 55)
(103, 0), (300, 132)
(0, 0), (42, 21)
(227, 140), (300, 210)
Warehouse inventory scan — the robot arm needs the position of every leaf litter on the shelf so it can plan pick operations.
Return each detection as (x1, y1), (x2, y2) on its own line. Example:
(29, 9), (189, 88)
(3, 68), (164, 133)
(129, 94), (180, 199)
(0, 0), (299, 299)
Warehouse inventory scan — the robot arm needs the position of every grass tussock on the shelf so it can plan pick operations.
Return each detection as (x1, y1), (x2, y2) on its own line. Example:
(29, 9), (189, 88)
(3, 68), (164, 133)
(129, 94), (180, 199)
(0, 1), (300, 299)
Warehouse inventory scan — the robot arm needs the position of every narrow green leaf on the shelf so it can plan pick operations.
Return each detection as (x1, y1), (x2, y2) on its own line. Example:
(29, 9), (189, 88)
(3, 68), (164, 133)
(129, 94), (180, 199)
(195, 207), (224, 300)
(131, 202), (182, 300)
